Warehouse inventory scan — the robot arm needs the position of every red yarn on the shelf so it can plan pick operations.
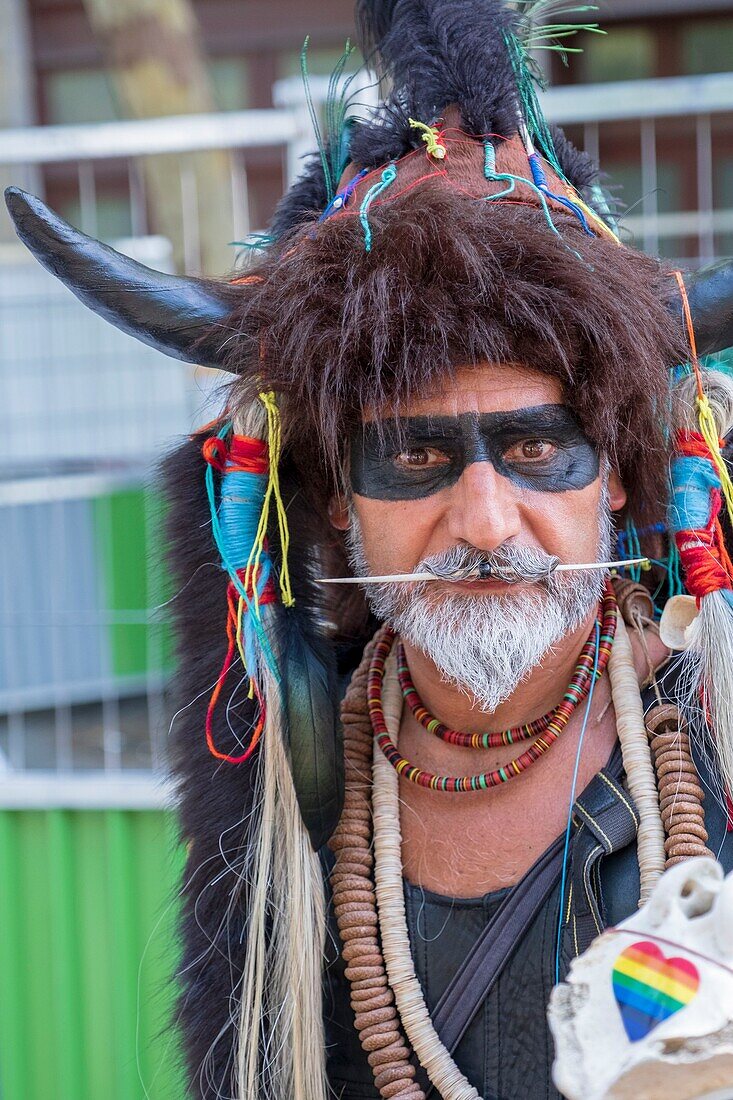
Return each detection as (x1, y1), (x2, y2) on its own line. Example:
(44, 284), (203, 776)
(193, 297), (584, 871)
(205, 571), (277, 765)
(676, 430), (719, 459)
(202, 435), (228, 472)
(674, 431), (733, 601)
(227, 435), (269, 474)
(675, 487), (733, 602)
(203, 433), (269, 475)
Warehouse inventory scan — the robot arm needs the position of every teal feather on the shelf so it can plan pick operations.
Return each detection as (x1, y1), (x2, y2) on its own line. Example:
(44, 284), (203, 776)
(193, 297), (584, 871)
(278, 607), (343, 851)
(505, 2), (605, 178)
(323, 41), (359, 187)
(514, 0), (605, 65)
(301, 37), (334, 200)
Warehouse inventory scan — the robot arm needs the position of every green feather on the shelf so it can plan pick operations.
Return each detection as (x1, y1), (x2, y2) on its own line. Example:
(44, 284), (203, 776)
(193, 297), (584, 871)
(513, 2), (605, 70)
(301, 37), (334, 199)
(503, 29), (566, 177)
(323, 41), (359, 187)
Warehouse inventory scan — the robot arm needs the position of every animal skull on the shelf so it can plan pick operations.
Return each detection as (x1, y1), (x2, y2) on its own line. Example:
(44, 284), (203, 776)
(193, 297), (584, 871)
(549, 858), (733, 1099)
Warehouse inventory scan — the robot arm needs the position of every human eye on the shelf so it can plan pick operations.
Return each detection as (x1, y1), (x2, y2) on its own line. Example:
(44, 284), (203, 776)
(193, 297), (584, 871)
(503, 438), (558, 463)
(393, 446), (451, 469)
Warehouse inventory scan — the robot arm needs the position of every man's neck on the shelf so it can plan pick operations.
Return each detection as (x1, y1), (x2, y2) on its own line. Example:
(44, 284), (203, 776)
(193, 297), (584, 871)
(399, 608), (598, 734)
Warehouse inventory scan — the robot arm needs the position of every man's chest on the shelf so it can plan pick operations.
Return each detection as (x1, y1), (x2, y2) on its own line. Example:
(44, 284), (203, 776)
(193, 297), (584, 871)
(397, 689), (620, 895)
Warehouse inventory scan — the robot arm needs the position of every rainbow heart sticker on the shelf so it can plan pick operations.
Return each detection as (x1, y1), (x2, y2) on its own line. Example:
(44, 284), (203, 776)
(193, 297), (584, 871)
(612, 940), (699, 1042)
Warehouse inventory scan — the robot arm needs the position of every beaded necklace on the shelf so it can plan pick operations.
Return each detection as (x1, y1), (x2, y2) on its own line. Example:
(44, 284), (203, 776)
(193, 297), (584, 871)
(369, 585), (617, 792)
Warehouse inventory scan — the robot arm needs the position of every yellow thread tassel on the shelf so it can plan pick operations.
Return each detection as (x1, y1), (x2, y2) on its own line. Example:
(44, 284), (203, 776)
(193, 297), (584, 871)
(409, 118), (447, 160)
(698, 393), (733, 528)
(245, 391), (295, 611)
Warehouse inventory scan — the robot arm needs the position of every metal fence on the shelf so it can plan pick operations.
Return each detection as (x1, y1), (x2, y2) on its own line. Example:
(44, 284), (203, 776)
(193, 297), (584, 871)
(1, 70), (732, 806)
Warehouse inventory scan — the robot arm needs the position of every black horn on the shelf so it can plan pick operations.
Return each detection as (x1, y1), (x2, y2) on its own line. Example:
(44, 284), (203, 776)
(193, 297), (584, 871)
(4, 187), (236, 371)
(681, 260), (733, 357)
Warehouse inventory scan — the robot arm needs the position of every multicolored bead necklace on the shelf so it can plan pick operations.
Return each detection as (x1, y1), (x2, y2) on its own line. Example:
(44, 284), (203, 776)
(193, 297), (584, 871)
(368, 584), (617, 792)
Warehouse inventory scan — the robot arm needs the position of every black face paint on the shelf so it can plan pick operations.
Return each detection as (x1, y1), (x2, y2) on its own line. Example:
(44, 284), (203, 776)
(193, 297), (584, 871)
(349, 404), (599, 501)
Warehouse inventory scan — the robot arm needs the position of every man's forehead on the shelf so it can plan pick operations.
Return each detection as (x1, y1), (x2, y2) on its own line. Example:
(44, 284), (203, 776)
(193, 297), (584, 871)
(363, 363), (566, 423)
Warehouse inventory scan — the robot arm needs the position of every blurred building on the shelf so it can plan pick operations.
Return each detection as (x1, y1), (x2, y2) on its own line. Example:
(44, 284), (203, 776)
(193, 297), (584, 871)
(1, 0), (731, 246)
(1, 4), (733, 1098)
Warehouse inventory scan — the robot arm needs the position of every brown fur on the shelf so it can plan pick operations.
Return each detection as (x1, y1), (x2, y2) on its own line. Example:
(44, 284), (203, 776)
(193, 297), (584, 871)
(221, 188), (684, 532)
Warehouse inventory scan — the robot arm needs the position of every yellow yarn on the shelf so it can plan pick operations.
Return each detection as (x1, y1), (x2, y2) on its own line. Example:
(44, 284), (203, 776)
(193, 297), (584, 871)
(245, 391), (295, 610)
(697, 392), (733, 527)
(409, 118), (447, 160)
(234, 596), (256, 697)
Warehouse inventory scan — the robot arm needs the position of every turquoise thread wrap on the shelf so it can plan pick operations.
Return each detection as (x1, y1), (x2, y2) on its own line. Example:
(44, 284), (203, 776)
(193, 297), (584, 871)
(360, 164), (398, 252)
(669, 455), (720, 534)
(204, 423), (278, 678)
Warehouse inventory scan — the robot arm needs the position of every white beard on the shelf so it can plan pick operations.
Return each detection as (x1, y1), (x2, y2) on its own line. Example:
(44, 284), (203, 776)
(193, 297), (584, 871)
(346, 484), (613, 715)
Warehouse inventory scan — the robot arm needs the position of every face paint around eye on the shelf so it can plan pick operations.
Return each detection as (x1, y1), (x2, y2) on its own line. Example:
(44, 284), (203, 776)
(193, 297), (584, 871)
(349, 405), (599, 501)
(488, 407), (600, 493)
(349, 419), (465, 501)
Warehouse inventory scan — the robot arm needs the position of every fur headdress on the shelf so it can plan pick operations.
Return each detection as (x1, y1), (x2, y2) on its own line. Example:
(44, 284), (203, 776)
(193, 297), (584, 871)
(7, 3), (733, 1097)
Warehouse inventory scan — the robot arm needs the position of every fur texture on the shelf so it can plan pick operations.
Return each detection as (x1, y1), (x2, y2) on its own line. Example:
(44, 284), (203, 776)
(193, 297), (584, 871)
(163, 434), (358, 1098)
(225, 189), (684, 538)
(271, 1), (604, 238)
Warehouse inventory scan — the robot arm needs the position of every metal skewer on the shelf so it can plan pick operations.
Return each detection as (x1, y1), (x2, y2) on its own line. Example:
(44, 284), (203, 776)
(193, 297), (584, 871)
(318, 557), (649, 585)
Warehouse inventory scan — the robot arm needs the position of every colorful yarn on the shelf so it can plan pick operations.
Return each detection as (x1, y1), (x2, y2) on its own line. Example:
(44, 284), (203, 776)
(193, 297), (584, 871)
(671, 430), (733, 601)
(202, 421), (283, 763)
(319, 167), (369, 221)
(483, 146), (561, 240)
(528, 153), (594, 237)
(360, 164), (398, 252)
(409, 118), (447, 160)
(397, 586), (616, 749)
(205, 574), (277, 764)
(369, 587), (617, 792)
(255, 392), (294, 609)
(673, 269), (733, 530)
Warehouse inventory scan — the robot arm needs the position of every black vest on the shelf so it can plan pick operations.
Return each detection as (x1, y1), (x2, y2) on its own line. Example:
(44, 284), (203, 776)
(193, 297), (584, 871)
(322, 669), (733, 1100)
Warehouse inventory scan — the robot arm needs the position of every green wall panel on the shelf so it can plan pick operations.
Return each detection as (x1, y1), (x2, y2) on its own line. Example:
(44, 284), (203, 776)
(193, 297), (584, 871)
(0, 809), (186, 1100)
(92, 488), (174, 679)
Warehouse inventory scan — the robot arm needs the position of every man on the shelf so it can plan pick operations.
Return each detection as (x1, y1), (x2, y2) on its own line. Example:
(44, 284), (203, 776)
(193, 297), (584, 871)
(7, 1), (733, 1098)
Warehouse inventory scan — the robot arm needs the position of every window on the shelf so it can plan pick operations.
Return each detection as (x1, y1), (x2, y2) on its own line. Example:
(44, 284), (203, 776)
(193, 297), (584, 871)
(603, 160), (682, 216)
(45, 68), (119, 125)
(682, 19), (733, 76)
(573, 25), (656, 84)
(209, 56), (251, 111)
(277, 45), (363, 81)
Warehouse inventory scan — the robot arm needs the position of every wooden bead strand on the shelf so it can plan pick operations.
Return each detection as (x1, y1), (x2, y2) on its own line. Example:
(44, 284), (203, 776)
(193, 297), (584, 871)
(645, 703), (714, 867)
(373, 645), (482, 1100)
(329, 636), (425, 1099)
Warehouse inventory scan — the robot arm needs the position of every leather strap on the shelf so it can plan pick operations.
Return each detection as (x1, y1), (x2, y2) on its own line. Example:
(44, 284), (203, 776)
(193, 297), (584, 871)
(563, 764), (639, 961)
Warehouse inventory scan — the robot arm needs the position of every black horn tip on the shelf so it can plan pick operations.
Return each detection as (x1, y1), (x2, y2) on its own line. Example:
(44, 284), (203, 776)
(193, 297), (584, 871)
(5, 186), (48, 237)
(681, 259), (733, 358)
(4, 185), (241, 372)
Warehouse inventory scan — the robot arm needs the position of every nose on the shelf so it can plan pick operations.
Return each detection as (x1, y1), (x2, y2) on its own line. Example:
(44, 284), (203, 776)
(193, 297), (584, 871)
(446, 461), (522, 551)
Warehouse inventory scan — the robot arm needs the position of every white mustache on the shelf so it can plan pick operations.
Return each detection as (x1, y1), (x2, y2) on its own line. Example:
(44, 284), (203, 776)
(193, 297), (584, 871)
(319, 556), (646, 586)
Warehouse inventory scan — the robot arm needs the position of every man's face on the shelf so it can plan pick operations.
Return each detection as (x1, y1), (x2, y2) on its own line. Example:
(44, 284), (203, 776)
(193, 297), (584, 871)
(333, 363), (627, 712)
(342, 363), (624, 584)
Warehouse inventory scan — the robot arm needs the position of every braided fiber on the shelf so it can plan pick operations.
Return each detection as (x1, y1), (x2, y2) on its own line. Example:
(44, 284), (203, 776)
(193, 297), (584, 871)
(645, 704), (714, 867)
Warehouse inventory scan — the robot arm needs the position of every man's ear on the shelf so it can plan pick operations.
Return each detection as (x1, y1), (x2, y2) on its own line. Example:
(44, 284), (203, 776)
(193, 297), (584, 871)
(329, 494), (351, 531)
(608, 470), (627, 512)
